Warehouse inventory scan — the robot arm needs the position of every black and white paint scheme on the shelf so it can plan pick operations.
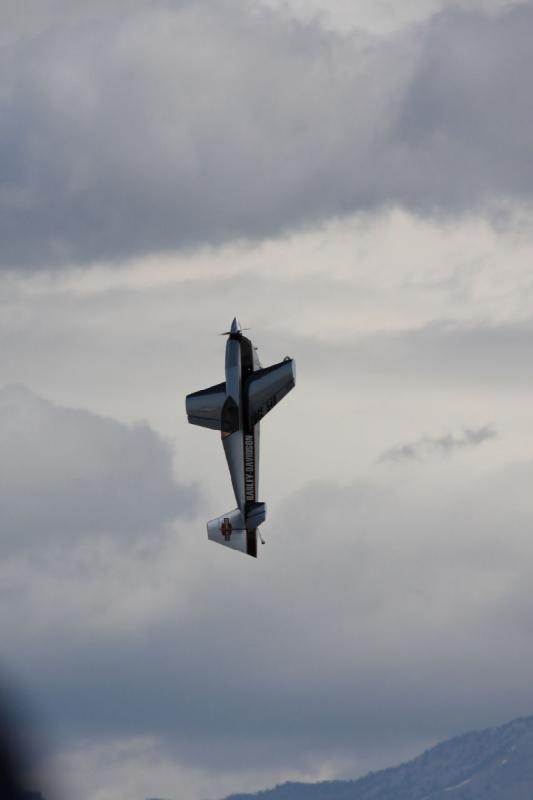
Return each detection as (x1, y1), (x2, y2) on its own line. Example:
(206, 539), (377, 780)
(186, 318), (295, 557)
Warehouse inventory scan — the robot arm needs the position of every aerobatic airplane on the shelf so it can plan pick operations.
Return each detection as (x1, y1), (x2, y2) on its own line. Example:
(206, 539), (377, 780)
(186, 318), (295, 557)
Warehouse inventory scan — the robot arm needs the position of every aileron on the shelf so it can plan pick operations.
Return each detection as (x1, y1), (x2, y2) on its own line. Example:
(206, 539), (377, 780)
(185, 381), (226, 430)
(246, 358), (296, 427)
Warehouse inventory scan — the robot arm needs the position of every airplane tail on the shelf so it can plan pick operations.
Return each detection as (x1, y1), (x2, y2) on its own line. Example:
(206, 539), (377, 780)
(207, 503), (266, 558)
(245, 501), (266, 528)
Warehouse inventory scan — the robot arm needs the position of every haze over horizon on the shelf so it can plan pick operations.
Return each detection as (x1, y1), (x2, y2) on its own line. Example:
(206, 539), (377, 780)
(1, 1), (533, 799)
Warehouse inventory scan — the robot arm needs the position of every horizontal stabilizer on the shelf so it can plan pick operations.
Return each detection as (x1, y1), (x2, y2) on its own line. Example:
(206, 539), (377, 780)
(246, 358), (295, 426)
(186, 382), (226, 430)
(207, 508), (258, 558)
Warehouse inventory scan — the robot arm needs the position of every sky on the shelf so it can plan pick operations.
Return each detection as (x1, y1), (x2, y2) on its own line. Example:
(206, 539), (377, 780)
(1, 1), (533, 799)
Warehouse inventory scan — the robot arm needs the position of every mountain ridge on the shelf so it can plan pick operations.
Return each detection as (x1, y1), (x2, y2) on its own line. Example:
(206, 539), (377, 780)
(217, 714), (533, 800)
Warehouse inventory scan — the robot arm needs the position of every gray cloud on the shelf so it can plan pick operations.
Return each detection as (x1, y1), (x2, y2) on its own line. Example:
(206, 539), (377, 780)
(0, 383), (204, 795)
(0, 384), (196, 552)
(1, 1), (533, 268)
(12, 459), (533, 793)
(379, 424), (497, 462)
(284, 319), (533, 390)
(0, 368), (532, 798)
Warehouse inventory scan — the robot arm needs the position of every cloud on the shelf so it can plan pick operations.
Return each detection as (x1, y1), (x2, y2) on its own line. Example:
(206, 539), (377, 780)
(1, 1), (533, 268)
(0, 189), (532, 796)
(0, 384), (195, 550)
(379, 424), (497, 462)
(0, 384), (199, 640)
(287, 319), (533, 391)
(261, 0), (525, 34)
(11, 457), (533, 799)
(0, 346), (532, 799)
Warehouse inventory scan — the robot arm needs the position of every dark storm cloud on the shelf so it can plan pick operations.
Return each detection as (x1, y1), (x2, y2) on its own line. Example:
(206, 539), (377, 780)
(1, 1), (533, 268)
(0, 384), (195, 551)
(392, 6), (533, 212)
(379, 425), (497, 462)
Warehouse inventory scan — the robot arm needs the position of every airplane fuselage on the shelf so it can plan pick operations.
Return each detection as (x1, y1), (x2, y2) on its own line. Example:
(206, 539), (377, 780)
(186, 317), (295, 557)
(222, 331), (262, 555)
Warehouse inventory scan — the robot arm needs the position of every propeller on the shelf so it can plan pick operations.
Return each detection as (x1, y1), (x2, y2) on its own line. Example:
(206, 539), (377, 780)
(218, 316), (250, 336)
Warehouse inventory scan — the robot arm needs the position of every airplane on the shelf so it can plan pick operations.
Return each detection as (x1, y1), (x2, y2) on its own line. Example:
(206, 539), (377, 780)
(186, 318), (296, 558)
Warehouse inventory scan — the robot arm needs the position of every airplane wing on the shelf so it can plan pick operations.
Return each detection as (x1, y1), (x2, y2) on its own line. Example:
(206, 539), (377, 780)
(246, 358), (295, 427)
(186, 382), (226, 430)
